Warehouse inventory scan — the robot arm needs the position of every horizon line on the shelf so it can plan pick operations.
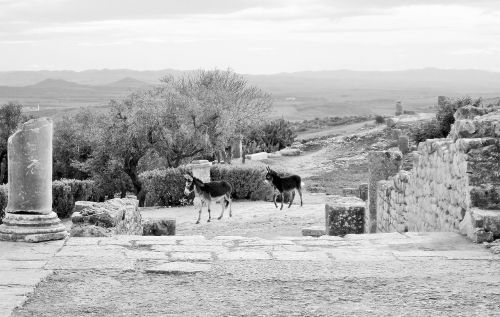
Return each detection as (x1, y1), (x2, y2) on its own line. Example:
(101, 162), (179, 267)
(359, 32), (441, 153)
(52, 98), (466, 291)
(0, 67), (500, 76)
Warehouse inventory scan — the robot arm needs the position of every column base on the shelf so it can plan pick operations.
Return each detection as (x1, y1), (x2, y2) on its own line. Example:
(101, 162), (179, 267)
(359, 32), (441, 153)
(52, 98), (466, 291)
(0, 212), (68, 242)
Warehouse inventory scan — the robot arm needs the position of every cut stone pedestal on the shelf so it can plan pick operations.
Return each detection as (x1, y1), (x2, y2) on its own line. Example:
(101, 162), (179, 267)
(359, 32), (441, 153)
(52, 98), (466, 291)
(0, 212), (67, 242)
(326, 195), (366, 236)
(0, 118), (67, 242)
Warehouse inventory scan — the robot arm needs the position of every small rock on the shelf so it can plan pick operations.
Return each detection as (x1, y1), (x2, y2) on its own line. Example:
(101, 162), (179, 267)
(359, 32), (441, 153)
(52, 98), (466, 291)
(142, 218), (176, 236)
(302, 226), (326, 237)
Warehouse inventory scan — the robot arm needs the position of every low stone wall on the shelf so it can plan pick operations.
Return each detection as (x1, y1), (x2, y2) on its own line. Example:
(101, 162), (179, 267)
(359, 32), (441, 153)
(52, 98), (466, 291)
(375, 109), (500, 241)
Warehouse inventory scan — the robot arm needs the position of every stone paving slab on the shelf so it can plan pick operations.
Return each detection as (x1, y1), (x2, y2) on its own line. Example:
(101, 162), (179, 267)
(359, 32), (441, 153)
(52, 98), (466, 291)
(3, 232), (500, 316)
(0, 239), (64, 316)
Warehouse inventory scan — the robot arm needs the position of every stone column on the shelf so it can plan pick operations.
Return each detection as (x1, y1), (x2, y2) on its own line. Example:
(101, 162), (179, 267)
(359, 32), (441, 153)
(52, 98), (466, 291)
(231, 137), (243, 159)
(398, 135), (410, 154)
(190, 160), (212, 182)
(395, 101), (403, 116)
(0, 118), (67, 242)
(367, 150), (402, 233)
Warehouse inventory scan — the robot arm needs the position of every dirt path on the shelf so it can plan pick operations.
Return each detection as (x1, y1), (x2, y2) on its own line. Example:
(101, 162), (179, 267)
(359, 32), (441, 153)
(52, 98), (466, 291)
(141, 193), (326, 239)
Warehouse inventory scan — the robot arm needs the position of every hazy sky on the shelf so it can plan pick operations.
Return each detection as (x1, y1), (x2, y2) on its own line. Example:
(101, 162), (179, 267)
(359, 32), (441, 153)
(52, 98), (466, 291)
(1, 0), (500, 73)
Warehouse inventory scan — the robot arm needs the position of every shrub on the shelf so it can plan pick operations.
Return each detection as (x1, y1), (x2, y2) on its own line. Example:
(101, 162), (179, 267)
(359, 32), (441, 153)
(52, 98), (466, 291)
(411, 119), (444, 144)
(245, 119), (297, 152)
(52, 179), (95, 218)
(374, 115), (385, 124)
(140, 166), (193, 207)
(0, 184), (7, 224)
(436, 96), (481, 137)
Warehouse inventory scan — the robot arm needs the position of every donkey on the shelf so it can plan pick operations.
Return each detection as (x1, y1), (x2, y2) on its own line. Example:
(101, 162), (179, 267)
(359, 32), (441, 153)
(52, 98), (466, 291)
(183, 173), (233, 224)
(264, 166), (303, 210)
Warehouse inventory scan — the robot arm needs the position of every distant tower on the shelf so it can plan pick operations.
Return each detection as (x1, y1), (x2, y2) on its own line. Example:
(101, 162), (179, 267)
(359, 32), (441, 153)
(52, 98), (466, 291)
(395, 101), (403, 116)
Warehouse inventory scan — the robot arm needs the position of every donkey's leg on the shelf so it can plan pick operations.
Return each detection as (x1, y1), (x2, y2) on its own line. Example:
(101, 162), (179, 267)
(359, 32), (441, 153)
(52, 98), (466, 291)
(298, 188), (303, 206)
(229, 196), (232, 217)
(218, 197), (226, 220)
(280, 193), (284, 210)
(288, 190), (296, 208)
(273, 191), (278, 208)
(207, 200), (212, 222)
(195, 204), (202, 224)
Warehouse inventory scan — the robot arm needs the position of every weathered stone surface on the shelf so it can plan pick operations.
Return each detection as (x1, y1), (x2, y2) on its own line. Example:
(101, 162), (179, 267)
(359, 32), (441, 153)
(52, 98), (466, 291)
(5, 118), (53, 215)
(358, 183), (368, 201)
(325, 195), (365, 236)
(70, 225), (113, 237)
(342, 187), (359, 198)
(189, 160), (211, 182)
(0, 118), (67, 242)
(398, 135), (409, 154)
(142, 218), (176, 236)
(145, 261), (211, 274)
(0, 212), (67, 242)
(245, 152), (268, 160)
(231, 138), (242, 159)
(367, 150), (402, 233)
(301, 226), (326, 237)
(279, 148), (300, 156)
(375, 109), (500, 242)
(70, 198), (142, 237)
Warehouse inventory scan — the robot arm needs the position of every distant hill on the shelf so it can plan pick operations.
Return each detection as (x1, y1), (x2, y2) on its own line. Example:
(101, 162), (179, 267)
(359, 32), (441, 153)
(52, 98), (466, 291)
(0, 68), (499, 120)
(105, 77), (152, 88)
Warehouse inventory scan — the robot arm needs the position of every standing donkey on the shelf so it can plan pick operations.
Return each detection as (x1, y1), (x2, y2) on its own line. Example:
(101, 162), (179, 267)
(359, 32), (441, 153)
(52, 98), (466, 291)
(183, 173), (233, 224)
(264, 166), (303, 210)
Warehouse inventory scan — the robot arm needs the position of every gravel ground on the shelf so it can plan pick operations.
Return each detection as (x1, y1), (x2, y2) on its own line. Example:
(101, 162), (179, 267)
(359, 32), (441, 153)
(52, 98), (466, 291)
(13, 258), (500, 316)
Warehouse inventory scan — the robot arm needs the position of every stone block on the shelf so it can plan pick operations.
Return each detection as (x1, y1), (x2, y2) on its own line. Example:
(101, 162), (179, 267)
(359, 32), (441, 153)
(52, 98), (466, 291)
(279, 148), (301, 156)
(342, 187), (359, 198)
(301, 226), (326, 237)
(245, 152), (268, 160)
(70, 198), (142, 237)
(398, 135), (410, 154)
(142, 218), (176, 236)
(358, 183), (368, 201)
(325, 195), (365, 236)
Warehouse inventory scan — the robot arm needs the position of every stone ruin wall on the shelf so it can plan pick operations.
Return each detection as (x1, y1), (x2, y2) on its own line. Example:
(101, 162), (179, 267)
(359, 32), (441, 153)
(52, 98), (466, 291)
(375, 108), (500, 241)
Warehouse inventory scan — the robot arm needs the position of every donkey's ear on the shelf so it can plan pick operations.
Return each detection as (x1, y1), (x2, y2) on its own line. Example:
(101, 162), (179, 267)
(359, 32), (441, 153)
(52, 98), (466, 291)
(266, 166), (270, 172)
(183, 174), (193, 181)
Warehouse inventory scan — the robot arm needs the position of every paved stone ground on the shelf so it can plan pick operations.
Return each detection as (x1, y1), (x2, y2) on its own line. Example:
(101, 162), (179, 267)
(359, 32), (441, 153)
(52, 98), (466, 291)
(2, 232), (499, 316)
(0, 239), (64, 317)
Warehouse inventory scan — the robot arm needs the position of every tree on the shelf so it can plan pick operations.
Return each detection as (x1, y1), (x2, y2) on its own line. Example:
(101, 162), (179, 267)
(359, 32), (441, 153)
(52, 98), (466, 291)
(53, 110), (95, 180)
(68, 69), (272, 206)
(0, 102), (26, 184)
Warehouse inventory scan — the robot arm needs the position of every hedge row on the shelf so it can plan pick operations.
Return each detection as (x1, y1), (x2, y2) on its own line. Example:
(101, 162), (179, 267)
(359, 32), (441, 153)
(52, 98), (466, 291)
(0, 179), (96, 223)
(140, 164), (290, 207)
(140, 166), (193, 207)
(52, 179), (96, 218)
(0, 184), (7, 224)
